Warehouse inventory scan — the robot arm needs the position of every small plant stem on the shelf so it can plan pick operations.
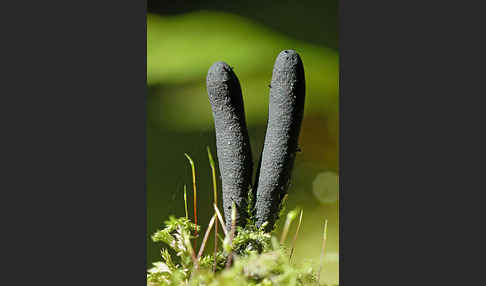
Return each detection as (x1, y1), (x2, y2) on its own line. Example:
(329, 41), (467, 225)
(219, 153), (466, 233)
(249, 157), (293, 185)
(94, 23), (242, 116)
(318, 219), (329, 283)
(184, 153), (198, 250)
(187, 235), (200, 281)
(207, 146), (219, 272)
(197, 215), (216, 260)
(280, 206), (298, 244)
(213, 204), (229, 237)
(276, 194), (289, 230)
(289, 209), (303, 261)
(185, 235), (198, 269)
(225, 202), (237, 269)
(216, 233), (224, 245)
(183, 185), (188, 220)
(280, 219), (291, 244)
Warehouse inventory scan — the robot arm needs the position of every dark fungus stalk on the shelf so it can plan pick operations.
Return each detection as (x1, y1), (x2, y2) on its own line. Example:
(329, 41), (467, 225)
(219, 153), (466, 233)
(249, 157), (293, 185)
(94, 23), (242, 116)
(255, 50), (306, 231)
(207, 61), (253, 231)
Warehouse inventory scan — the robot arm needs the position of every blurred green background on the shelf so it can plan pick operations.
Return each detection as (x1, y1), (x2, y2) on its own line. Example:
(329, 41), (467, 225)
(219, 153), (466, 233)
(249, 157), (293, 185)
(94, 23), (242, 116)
(147, 1), (339, 284)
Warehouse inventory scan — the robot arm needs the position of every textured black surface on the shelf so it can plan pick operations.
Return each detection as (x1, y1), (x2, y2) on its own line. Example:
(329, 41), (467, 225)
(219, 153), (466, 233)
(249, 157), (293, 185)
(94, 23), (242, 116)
(206, 62), (253, 230)
(255, 50), (306, 230)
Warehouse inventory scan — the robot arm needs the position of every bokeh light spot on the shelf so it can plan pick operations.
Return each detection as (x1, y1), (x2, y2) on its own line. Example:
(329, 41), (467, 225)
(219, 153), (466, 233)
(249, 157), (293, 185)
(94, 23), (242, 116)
(312, 171), (339, 204)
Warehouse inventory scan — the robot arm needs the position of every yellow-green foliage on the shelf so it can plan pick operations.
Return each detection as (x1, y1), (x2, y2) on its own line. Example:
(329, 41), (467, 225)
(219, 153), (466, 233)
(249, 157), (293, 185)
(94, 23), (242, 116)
(188, 249), (319, 286)
(147, 215), (329, 286)
(149, 216), (200, 284)
(231, 225), (271, 256)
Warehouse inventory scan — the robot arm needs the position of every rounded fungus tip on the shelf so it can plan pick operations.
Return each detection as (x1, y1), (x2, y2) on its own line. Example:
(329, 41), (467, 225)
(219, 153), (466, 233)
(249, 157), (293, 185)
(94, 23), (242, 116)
(207, 61), (234, 82)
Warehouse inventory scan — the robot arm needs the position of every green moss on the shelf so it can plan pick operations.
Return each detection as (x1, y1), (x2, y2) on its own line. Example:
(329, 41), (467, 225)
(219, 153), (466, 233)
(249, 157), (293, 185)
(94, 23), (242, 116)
(232, 225), (271, 256)
(147, 214), (333, 286)
(246, 185), (256, 227)
(149, 216), (200, 283)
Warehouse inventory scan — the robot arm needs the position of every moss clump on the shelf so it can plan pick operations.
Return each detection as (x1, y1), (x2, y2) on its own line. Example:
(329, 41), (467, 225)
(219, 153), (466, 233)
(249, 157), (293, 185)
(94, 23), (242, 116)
(231, 225), (271, 256)
(188, 248), (319, 286)
(148, 217), (199, 285)
(147, 215), (330, 286)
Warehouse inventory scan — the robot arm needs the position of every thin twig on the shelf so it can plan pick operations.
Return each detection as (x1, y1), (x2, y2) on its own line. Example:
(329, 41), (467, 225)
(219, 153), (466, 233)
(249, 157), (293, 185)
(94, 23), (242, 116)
(197, 215), (216, 259)
(213, 204), (229, 237)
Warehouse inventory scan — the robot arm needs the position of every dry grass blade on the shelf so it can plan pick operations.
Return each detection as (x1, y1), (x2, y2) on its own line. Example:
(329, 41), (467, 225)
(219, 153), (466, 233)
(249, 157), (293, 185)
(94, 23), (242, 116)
(289, 209), (303, 261)
(318, 219), (328, 283)
(213, 203), (229, 237)
(197, 214), (216, 259)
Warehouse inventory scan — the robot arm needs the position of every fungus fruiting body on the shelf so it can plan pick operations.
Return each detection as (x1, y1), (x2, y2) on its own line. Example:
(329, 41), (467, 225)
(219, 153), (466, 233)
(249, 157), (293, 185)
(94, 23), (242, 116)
(207, 50), (305, 232)
(254, 50), (306, 231)
(206, 62), (253, 230)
